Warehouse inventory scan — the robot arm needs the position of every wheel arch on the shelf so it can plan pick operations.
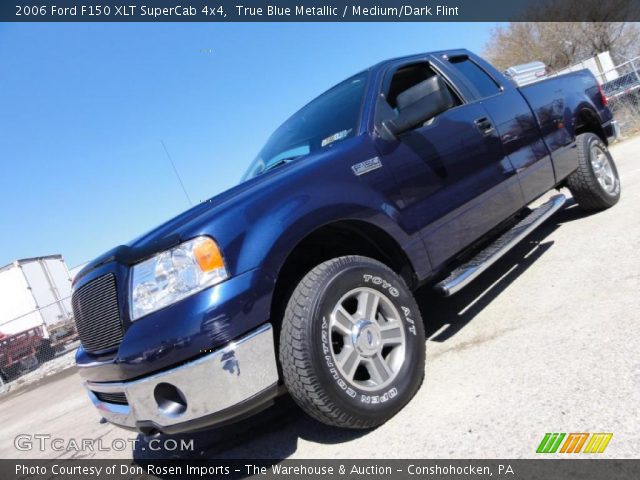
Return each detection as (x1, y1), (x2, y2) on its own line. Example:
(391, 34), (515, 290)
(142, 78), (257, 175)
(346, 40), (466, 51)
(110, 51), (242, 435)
(574, 107), (607, 144)
(268, 219), (419, 333)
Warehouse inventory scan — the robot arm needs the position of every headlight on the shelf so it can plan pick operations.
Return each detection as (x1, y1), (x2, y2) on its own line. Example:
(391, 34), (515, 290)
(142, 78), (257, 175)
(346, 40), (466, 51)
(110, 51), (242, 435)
(130, 236), (228, 320)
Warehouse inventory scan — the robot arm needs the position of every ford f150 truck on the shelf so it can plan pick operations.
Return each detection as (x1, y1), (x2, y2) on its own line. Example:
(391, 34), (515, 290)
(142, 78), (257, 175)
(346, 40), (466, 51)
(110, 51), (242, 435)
(73, 50), (621, 434)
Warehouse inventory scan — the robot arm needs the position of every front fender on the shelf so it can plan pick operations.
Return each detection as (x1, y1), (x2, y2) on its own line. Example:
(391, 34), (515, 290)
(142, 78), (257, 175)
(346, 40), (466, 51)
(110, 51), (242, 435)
(237, 181), (415, 282)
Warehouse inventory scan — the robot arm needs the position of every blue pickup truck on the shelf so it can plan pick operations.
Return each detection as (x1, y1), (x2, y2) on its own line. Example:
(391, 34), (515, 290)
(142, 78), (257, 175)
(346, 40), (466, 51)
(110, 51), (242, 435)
(73, 50), (621, 434)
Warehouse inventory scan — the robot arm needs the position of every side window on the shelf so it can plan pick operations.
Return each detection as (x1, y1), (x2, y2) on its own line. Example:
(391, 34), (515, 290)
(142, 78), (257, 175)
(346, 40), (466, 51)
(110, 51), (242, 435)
(448, 56), (501, 99)
(386, 62), (461, 110)
(375, 62), (463, 137)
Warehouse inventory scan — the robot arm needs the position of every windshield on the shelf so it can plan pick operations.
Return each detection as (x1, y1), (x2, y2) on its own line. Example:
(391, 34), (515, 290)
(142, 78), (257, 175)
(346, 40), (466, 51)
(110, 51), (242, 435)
(242, 71), (368, 180)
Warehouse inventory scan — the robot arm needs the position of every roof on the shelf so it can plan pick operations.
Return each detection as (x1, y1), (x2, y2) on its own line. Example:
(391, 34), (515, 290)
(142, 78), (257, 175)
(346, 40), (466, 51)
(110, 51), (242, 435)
(368, 48), (469, 72)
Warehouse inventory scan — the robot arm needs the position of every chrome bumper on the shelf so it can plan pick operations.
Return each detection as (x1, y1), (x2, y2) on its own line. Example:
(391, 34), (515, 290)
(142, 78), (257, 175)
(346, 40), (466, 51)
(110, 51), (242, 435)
(86, 324), (278, 433)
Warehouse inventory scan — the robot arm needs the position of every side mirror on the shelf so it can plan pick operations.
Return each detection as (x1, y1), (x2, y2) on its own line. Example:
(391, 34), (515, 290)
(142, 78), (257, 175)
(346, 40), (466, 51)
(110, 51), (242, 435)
(382, 76), (455, 138)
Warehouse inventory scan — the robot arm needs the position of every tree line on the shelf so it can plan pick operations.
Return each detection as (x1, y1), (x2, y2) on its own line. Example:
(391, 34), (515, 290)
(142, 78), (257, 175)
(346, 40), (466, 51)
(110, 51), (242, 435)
(483, 0), (640, 71)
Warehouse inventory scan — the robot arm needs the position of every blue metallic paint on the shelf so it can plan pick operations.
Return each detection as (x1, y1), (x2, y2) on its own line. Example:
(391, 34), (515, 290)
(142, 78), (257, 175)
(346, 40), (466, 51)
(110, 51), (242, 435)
(75, 50), (613, 383)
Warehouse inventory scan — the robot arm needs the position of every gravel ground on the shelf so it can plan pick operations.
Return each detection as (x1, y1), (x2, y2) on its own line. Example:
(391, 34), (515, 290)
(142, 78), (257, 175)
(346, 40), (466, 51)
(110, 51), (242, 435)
(0, 137), (638, 460)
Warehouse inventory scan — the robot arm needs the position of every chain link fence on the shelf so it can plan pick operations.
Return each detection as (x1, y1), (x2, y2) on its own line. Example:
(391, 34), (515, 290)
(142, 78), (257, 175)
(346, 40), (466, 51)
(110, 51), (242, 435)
(0, 297), (79, 394)
(600, 57), (640, 137)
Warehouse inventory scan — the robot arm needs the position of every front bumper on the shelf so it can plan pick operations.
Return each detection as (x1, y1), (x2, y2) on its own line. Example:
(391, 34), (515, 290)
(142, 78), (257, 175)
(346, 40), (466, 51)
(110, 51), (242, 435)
(86, 324), (279, 434)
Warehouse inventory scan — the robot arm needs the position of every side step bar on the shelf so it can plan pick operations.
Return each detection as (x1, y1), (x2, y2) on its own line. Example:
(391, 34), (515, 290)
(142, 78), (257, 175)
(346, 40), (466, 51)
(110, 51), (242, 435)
(435, 194), (566, 296)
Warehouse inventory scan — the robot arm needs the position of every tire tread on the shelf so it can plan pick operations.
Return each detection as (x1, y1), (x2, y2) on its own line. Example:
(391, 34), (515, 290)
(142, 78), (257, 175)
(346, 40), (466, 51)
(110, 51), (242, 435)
(279, 256), (415, 429)
(566, 133), (620, 211)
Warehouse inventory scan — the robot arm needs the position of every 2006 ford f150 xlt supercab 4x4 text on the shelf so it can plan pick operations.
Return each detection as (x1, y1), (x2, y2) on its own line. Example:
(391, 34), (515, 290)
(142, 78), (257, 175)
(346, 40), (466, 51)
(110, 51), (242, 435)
(73, 50), (621, 434)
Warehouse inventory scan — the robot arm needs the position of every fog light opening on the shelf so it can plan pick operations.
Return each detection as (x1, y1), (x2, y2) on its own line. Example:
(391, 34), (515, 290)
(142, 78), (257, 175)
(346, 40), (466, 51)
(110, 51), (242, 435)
(153, 383), (187, 417)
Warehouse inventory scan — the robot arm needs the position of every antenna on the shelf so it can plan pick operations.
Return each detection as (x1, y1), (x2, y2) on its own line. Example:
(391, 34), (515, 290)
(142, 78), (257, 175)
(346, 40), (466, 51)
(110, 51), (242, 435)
(161, 140), (193, 207)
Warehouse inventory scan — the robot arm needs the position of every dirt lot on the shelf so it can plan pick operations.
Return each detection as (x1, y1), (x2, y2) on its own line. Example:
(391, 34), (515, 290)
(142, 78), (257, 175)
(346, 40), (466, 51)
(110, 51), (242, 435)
(1, 137), (638, 460)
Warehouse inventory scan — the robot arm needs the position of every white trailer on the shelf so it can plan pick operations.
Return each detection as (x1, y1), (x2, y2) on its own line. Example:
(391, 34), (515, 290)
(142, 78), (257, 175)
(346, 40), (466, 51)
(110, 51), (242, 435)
(0, 255), (74, 337)
(554, 51), (620, 83)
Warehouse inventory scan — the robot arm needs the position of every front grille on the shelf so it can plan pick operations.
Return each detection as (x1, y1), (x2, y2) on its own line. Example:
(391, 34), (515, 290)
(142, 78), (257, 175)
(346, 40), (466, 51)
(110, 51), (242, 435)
(72, 274), (123, 353)
(93, 391), (128, 405)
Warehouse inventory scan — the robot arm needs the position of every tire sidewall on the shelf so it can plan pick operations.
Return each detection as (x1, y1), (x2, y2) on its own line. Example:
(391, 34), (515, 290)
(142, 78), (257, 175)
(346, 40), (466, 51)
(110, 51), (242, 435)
(585, 134), (620, 201)
(307, 259), (425, 422)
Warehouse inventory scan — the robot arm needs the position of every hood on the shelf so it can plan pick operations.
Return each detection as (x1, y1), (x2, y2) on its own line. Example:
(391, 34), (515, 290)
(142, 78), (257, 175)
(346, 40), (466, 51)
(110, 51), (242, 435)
(73, 134), (364, 286)
(75, 166), (288, 283)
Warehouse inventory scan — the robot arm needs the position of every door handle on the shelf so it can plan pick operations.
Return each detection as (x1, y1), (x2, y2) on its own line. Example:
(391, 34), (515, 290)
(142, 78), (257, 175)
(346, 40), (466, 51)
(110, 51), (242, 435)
(474, 117), (494, 135)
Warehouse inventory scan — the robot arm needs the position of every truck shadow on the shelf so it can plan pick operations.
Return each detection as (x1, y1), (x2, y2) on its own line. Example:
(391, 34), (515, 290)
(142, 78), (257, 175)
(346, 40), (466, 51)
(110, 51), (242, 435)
(133, 395), (363, 461)
(419, 198), (589, 342)
(133, 199), (589, 463)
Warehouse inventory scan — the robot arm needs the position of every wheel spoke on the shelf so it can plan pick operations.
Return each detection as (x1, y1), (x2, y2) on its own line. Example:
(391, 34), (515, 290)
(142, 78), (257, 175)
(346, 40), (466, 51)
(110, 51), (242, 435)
(336, 346), (360, 381)
(367, 353), (392, 385)
(358, 290), (380, 321)
(380, 324), (404, 345)
(603, 164), (614, 186)
(593, 164), (605, 179)
(332, 306), (356, 335)
(329, 286), (408, 391)
(591, 146), (618, 194)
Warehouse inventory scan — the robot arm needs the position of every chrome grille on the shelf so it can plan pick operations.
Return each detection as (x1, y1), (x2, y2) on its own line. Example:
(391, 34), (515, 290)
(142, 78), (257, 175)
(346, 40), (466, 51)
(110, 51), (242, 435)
(72, 274), (123, 353)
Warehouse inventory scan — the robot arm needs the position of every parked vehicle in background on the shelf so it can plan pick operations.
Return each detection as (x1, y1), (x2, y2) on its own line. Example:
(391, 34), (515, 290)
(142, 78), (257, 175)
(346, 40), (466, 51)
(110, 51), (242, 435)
(0, 256), (75, 332)
(46, 320), (78, 353)
(553, 51), (619, 82)
(73, 49), (621, 435)
(0, 326), (48, 381)
(0, 256), (78, 382)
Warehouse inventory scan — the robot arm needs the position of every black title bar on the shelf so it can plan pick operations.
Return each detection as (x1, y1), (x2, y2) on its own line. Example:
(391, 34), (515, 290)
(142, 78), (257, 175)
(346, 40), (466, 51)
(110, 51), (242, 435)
(2, 0), (640, 22)
(3, 459), (640, 480)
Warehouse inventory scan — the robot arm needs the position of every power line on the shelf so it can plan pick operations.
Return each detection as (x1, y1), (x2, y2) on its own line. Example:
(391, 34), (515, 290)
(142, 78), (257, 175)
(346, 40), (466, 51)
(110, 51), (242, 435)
(161, 139), (193, 207)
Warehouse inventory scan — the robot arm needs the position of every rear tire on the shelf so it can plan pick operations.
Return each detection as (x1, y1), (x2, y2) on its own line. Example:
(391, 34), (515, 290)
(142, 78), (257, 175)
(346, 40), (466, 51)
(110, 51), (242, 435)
(279, 256), (425, 429)
(566, 133), (620, 211)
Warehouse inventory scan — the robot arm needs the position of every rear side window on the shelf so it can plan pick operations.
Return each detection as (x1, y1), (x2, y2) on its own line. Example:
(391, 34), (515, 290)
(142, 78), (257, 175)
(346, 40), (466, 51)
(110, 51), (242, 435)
(448, 56), (501, 99)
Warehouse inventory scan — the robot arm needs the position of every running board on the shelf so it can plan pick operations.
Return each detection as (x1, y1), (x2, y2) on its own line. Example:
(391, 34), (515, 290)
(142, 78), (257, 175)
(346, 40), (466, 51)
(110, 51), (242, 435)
(435, 194), (566, 296)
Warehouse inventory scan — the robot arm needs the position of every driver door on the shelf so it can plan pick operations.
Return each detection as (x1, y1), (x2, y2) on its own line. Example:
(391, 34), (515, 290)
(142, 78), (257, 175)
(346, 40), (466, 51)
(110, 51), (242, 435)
(376, 60), (524, 270)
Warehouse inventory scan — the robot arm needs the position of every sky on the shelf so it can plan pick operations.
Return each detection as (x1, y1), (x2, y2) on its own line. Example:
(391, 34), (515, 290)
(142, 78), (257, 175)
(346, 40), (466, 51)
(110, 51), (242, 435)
(0, 22), (497, 268)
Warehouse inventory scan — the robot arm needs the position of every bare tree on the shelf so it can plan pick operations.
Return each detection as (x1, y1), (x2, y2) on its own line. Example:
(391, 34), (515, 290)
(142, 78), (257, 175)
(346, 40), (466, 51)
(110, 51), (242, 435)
(483, 0), (640, 71)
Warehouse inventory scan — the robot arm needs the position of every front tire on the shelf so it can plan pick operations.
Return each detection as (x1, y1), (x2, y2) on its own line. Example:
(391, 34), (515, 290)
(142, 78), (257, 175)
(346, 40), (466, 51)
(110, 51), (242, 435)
(566, 133), (621, 211)
(279, 256), (425, 429)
